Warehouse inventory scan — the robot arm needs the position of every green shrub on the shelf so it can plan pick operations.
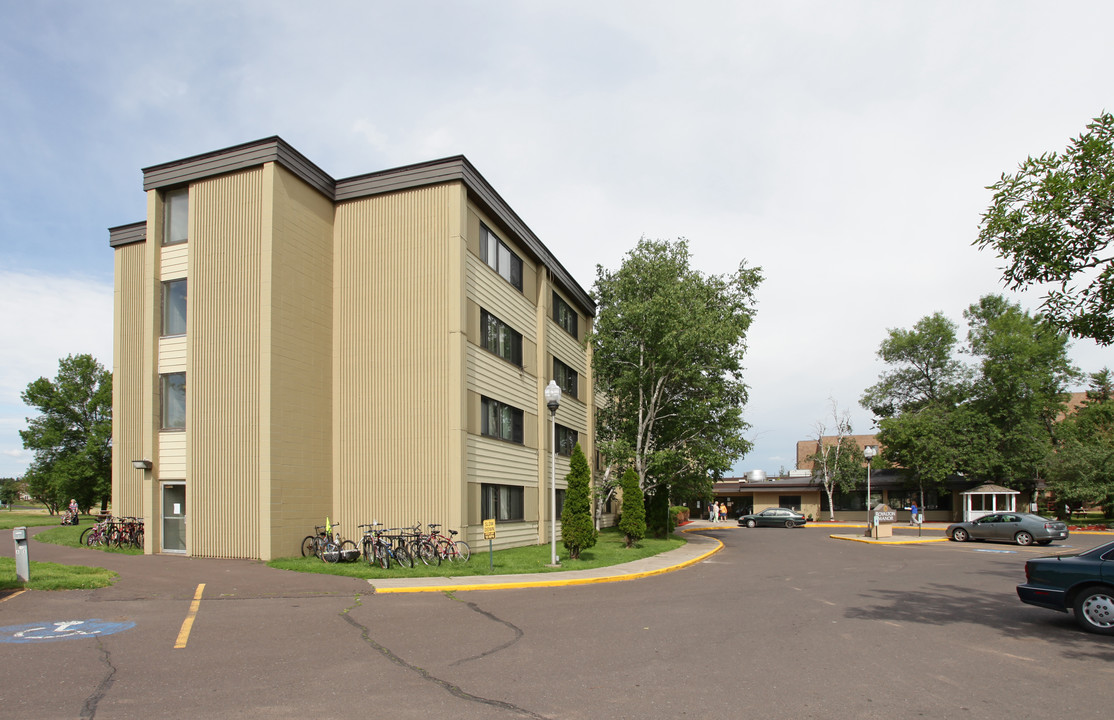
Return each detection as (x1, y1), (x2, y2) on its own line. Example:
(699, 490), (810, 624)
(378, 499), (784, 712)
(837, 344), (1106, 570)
(561, 443), (597, 560)
(618, 468), (645, 547)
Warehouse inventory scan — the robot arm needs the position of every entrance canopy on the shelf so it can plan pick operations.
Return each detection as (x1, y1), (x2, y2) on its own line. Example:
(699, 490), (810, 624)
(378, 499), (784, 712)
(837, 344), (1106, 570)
(961, 484), (1019, 522)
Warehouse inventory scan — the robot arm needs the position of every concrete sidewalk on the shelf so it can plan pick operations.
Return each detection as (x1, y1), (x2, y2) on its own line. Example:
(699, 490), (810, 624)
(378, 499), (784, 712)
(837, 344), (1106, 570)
(368, 524), (726, 594)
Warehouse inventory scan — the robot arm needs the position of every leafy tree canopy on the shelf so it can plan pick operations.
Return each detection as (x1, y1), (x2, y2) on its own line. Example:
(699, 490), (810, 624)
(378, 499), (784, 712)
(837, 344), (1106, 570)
(976, 112), (1114, 344)
(19, 354), (112, 513)
(593, 238), (762, 503)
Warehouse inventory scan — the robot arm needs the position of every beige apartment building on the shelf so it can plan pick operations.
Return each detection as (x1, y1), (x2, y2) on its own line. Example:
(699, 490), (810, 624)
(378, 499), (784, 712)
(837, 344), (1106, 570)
(109, 137), (595, 560)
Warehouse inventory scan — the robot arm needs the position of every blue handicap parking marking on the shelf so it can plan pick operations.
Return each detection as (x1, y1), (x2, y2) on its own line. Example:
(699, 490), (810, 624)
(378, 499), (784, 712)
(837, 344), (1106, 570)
(972, 548), (1015, 554)
(0, 619), (136, 644)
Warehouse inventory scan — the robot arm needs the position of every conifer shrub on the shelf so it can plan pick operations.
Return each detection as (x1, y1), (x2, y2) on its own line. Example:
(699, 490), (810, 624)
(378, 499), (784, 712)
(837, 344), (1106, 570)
(618, 468), (646, 548)
(561, 443), (597, 560)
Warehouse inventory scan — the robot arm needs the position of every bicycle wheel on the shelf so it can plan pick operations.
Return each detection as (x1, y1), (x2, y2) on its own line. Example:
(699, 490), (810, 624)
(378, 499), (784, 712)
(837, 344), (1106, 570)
(132, 529), (144, 549)
(80, 527), (93, 546)
(436, 539), (454, 563)
(321, 541), (341, 563)
(418, 540), (439, 566)
(453, 540), (471, 563)
(375, 541), (390, 569)
(302, 536), (318, 557)
(394, 545), (414, 568)
(339, 540), (359, 562)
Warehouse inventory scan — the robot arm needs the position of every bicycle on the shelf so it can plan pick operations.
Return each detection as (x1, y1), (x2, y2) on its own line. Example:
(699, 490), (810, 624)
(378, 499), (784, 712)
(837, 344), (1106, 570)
(320, 523), (359, 563)
(358, 523), (413, 569)
(428, 523), (471, 563)
(80, 515), (113, 547)
(402, 523), (440, 566)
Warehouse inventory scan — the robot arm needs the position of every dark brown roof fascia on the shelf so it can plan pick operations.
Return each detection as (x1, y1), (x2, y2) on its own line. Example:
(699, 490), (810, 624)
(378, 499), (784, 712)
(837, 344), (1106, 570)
(109, 221), (147, 248)
(142, 136), (335, 199)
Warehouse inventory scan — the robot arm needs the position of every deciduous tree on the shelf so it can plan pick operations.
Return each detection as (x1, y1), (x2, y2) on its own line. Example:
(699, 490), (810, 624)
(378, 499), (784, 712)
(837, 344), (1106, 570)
(808, 402), (866, 521)
(19, 354), (112, 514)
(976, 112), (1114, 344)
(593, 238), (761, 529)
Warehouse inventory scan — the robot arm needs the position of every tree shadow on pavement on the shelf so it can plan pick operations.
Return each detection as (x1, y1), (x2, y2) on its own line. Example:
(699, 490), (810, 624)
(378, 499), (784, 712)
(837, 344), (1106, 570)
(846, 582), (1114, 662)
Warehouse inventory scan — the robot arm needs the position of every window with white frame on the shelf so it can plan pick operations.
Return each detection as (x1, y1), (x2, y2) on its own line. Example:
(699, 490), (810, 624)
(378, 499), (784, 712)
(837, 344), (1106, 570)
(480, 224), (523, 291)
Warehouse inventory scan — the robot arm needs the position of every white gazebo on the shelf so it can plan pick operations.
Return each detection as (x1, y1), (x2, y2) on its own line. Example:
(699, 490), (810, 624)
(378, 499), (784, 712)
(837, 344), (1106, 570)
(961, 484), (1020, 522)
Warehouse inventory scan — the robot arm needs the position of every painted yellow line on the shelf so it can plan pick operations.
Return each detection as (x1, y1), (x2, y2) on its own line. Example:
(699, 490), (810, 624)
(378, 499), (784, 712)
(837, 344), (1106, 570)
(0, 589), (28, 603)
(374, 534), (724, 594)
(174, 583), (205, 649)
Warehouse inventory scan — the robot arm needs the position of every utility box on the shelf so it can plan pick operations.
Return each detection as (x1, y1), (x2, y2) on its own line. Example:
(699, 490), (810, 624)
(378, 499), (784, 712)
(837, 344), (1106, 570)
(13, 526), (29, 582)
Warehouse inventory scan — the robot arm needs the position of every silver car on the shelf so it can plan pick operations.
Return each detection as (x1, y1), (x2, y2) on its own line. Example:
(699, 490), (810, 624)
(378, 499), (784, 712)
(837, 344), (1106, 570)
(946, 512), (1069, 546)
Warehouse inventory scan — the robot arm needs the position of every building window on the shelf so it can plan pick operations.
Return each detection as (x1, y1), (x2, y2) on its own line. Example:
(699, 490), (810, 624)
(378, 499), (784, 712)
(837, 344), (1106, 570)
(779, 495), (802, 511)
(553, 358), (578, 398)
(556, 424), (578, 457)
(164, 188), (188, 246)
(482, 484), (525, 522)
(556, 489), (566, 517)
(553, 291), (578, 338)
(481, 396), (524, 444)
(481, 309), (523, 366)
(162, 280), (187, 337)
(480, 224), (523, 291)
(161, 373), (186, 430)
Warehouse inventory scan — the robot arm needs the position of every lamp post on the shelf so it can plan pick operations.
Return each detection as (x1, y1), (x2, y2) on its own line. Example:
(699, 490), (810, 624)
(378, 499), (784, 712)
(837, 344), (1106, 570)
(863, 445), (876, 537)
(544, 380), (562, 565)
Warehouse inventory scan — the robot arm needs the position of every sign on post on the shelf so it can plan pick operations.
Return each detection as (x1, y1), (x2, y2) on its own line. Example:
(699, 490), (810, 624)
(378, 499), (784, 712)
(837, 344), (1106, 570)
(483, 518), (496, 571)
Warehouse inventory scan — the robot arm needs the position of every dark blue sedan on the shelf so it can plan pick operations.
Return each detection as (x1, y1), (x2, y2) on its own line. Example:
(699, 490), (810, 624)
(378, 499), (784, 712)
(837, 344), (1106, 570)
(1017, 539), (1114, 635)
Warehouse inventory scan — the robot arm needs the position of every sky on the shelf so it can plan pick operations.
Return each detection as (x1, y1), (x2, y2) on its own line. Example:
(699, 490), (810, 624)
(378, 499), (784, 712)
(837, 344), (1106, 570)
(1, 1), (1112, 480)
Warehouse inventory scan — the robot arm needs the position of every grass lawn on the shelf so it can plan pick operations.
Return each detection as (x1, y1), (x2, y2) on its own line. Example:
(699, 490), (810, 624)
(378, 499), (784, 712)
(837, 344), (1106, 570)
(34, 524), (144, 555)
(0, 558), (118, 591)
(268, 526), (686, 579)
(0, 512), (66, 530)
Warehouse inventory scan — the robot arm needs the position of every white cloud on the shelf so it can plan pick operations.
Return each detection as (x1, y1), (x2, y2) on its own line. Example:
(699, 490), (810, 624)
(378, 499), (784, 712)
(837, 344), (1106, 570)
(0, 270), (113, 478)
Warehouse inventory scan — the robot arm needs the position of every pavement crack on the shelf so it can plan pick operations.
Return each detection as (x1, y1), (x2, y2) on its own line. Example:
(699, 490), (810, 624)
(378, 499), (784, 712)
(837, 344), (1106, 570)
(341, 595), (548, 719)
(448, 600), (524, 666)
(79, 639), (117, 719)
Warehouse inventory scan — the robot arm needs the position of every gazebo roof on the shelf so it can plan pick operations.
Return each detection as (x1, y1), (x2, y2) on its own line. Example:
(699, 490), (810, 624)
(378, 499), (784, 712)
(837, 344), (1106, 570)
(961, 484), (1019, 495)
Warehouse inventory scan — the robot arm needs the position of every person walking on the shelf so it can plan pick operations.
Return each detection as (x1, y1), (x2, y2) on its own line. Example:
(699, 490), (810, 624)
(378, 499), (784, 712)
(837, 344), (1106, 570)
(910, 500), (919, 525)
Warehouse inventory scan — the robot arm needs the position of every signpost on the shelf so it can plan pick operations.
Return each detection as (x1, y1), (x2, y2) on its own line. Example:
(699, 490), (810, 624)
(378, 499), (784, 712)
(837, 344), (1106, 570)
(483, 518), (496, 571)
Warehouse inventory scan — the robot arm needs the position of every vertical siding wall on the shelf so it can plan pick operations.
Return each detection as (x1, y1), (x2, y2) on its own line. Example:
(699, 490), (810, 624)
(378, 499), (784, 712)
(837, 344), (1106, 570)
(260, 164), (335, 560)
(188, 169), (264, 558)
(112, 243), (147, 517)
(333, 183), (459, 535)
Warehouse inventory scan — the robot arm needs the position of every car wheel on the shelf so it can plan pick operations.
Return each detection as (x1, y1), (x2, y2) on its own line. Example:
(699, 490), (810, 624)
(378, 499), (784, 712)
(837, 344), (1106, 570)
(746, 519), (756, 528)
(951, 528), (969, 542)
(1074, 587), (1114, 635)
(785, 520), (796, 528)
(1014, 531), (1034, 546)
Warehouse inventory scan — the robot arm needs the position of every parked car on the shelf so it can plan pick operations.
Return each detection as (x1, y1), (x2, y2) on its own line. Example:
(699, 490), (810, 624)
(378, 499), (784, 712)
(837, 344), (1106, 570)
(738, 508), (807, 528)
(945, 513), (1068, 546)
(1016, 540), (1114, 635)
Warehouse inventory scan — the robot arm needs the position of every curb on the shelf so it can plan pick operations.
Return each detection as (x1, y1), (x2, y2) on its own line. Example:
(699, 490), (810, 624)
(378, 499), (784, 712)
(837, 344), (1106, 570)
(370, 528), (724, 594)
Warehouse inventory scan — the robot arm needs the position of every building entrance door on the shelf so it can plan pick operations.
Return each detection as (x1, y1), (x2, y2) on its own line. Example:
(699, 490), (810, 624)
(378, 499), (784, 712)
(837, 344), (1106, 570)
(161, 483), (186, 553)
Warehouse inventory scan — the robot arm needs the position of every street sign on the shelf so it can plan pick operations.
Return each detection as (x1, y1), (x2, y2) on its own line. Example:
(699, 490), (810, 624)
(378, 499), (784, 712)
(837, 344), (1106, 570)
(483, 518), (496, 540)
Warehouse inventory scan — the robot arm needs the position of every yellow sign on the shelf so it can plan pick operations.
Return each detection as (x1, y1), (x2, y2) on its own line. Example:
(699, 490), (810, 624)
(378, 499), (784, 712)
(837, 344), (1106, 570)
(483, 518), (496, 540)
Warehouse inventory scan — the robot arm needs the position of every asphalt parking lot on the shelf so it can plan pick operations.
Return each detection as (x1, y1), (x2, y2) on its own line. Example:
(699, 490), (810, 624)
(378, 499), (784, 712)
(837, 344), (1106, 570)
(3, 524), (1112, 719)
